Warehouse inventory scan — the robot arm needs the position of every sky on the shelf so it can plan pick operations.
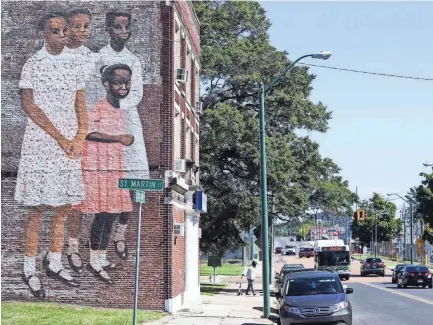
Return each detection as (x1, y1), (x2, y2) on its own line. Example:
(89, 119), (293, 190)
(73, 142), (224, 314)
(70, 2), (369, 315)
(260, 1), (433, 210)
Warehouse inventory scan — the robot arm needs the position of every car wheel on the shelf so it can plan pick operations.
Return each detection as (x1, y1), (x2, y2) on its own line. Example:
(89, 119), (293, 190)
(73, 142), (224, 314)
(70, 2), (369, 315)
(423, 285), (427, 288)
(380, 273), (385, 277)
(429, 284), (432, 289)
(403, 283), (408, 288)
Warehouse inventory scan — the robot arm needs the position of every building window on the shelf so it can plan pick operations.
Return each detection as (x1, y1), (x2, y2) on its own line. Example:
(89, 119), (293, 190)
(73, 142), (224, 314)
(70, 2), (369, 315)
(174, 22), (181, 83)
(186, 45), (192, 104)
(195, 66), (200, 106)
(195, 136), (199, 166)
(174, 109), (181, 159)
(185, 123), (192, 160)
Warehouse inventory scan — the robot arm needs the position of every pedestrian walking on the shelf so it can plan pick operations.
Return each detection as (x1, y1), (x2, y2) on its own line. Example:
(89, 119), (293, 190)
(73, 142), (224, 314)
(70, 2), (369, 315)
(242, 261), (257, 296)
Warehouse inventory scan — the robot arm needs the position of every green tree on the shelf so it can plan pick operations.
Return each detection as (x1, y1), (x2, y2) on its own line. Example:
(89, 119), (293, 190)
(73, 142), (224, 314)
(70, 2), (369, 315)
(412, 167), (433, 242)
(351, 193), (402, 246)
(298, 222), (311, 241)
(195, 1), (354, 254)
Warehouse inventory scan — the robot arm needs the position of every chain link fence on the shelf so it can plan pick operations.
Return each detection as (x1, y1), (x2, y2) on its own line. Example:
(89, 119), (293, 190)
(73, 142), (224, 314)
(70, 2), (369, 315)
(371, 241), (433, 265)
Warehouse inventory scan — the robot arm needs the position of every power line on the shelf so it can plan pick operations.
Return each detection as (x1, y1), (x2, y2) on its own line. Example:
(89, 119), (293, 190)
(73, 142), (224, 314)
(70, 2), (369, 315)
(299, 63), (433, 81)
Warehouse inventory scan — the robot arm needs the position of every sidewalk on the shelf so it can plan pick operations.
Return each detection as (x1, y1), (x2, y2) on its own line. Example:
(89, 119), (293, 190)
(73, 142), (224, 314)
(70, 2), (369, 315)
(148, 265), (276, 325)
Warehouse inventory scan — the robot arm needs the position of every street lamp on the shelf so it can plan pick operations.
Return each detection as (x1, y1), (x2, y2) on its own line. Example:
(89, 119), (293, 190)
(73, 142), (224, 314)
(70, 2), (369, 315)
(387, 193), (415, 264)
(258, 51), (332, 319)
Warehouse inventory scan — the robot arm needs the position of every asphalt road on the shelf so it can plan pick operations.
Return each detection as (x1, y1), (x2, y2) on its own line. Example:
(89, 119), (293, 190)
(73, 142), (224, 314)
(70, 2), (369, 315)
(275, 246), (433, 325)
(349, 282), (433, 325)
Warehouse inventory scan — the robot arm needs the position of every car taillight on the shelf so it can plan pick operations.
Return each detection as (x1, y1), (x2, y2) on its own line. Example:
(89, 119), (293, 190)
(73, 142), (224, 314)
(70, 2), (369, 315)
(378, 263), (384, 267)
(425, 272), (431, 276)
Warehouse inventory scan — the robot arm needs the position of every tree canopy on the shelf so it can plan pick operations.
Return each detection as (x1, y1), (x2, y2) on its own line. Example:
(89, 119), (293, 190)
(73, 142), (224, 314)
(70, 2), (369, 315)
(351, 193), (402, 245)
(194, 1), (355, 254)
(412, 168), (433, 242)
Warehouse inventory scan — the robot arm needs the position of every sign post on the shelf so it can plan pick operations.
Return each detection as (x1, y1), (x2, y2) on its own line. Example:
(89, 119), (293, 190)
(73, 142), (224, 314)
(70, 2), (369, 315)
(118, 179), (164, 325)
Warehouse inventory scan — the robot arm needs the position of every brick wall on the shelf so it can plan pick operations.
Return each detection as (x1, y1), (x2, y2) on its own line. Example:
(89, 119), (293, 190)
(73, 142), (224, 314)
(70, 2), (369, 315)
(1, 0), (199, 311)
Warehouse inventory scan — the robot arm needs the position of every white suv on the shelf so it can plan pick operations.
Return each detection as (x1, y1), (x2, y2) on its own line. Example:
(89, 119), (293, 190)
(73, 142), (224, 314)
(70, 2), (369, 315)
(284, 245), (296, 255)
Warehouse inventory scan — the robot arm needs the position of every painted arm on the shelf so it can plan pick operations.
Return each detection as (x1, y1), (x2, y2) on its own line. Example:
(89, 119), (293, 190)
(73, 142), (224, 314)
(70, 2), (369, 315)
(20, 88), (71, 154)
(119, 58), (143, 110)
(86, 132), (134, 146)
(68, 89), (89, 158)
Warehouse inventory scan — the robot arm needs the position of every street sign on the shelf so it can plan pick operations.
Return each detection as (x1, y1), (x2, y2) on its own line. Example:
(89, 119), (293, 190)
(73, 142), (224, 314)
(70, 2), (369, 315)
(135, 191), (145, 203)
(118, 178), (164, 191)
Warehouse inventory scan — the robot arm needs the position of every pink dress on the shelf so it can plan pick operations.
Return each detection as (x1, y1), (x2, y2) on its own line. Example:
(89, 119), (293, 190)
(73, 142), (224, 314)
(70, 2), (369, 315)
(73, 99), (133, 214)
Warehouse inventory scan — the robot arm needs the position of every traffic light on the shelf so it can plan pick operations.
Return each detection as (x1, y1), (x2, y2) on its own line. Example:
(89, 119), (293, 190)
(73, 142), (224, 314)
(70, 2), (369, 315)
(354, 209), (367, 221)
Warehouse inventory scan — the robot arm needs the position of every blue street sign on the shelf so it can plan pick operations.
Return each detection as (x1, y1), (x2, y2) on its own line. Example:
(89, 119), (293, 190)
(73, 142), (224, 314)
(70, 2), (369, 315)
(193, 190), (207, 213)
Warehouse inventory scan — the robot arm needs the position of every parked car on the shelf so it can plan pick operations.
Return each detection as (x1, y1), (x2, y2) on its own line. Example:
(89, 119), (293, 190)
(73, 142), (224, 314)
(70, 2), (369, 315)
(275, 270), (353, 325)
(391, 264), (407, 284)
(275, 264), (304, 293)
(397, 265), (432, 289)
(275, 247), (283, 254)
(299, 247), (314, 258)
(360, 257), (385, 277)
(284, 245), (296, 255)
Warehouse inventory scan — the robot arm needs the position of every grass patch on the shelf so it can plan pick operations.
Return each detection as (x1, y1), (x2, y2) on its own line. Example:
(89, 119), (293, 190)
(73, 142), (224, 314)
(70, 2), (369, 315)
(1, 301), (166, 325)
(200, 283), (227, 296)
(200, 263), (244, 276)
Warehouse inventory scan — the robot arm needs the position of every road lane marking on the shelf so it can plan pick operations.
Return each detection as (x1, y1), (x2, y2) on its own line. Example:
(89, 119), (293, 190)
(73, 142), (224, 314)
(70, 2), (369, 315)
(361, 282), (433, 305)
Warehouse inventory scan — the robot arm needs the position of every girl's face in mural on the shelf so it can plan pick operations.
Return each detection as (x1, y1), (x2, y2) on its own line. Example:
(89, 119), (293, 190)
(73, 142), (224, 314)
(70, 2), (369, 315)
(68, 14), (91, 46)
(43, 17), (69, 54)
(108, 16), (131, 46)
(104, 69), (132, 99)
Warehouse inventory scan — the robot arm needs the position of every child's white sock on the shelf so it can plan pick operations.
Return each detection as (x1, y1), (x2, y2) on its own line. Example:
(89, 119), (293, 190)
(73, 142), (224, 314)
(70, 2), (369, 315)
(99, 250), (109, 267)
(90, 249), (102, 271)
(24, 256), (36, 278)
(49, 252), (73, 280)
(114, 224), (127, 242)
(68, 237), (79, 255)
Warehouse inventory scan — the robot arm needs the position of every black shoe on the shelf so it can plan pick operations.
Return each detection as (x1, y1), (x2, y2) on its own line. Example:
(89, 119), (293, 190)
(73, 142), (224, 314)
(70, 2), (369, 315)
(101, 262), (117, 271)
(114, 240), (128, 260)
(22, 274), (46, 299)
(86, 264), (115, 285)
(46, 267), (80, 287)
(67, 252), (83, 274)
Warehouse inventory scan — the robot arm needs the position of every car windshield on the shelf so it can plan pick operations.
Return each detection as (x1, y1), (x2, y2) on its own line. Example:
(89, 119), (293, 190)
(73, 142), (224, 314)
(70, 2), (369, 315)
(317, 251), (350, 266)
(366, 258), (382, 263)
(396, 265), (406, 270)
(286, 277), (343, 296)
(406, 266), (429, 272)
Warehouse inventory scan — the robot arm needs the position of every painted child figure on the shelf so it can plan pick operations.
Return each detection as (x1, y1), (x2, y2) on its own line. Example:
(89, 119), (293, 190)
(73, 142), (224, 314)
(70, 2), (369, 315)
(17, 12), (87, 298)
(73, 64), (134, 284)
(98, 12), (150, 261)
(63, 8), (98, 274)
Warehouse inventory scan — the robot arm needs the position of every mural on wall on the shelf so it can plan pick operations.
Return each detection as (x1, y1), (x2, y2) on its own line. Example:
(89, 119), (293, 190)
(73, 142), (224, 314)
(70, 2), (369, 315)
(14, 8), (149, 298)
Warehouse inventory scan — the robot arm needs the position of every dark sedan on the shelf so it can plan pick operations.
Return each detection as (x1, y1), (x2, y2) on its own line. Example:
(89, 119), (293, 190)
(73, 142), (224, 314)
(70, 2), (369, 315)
(397, 265), (432, 288)
(391, 264), (406, 284)
(360, 257), (385, 277)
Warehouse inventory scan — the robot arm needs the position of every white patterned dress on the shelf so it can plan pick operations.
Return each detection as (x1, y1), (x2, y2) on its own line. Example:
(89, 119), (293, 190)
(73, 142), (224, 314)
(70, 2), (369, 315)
(15, 46), (86, 207)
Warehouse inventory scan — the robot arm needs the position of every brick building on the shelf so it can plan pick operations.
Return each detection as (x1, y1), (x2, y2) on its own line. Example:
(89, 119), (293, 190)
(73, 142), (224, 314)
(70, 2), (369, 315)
(1, 0), (203, 313)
